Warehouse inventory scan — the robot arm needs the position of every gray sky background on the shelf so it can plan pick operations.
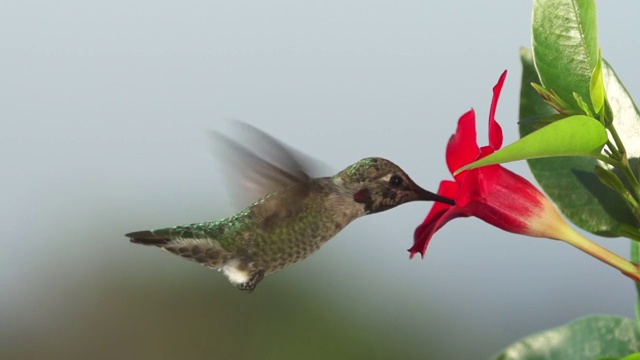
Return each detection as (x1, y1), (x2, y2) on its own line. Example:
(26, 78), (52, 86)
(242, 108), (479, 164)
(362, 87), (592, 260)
(2, 1), (640, 358)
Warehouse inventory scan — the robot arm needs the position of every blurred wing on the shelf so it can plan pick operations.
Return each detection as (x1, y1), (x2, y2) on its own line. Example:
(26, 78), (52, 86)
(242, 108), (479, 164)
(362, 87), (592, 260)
(211, 121), (320, 208)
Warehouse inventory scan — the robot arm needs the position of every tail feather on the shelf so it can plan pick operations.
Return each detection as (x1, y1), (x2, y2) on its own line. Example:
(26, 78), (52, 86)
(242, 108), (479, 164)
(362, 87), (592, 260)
(126, 230), (171, 245)
(126, 229), (232, 269)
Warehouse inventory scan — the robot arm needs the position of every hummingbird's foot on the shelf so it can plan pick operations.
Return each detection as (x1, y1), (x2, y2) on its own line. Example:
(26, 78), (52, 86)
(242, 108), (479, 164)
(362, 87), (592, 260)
(237, 269), (265, 292)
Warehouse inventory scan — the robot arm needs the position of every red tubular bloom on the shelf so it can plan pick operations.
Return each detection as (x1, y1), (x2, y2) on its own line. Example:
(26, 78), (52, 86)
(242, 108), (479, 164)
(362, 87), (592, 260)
(409, 71), (640, 283)
(410, 71), (570, 258)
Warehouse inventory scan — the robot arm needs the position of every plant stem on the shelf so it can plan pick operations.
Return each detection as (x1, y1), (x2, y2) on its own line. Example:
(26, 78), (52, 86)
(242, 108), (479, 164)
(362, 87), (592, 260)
(607, 124), (640, 194)
(593, 153), (624, 169)
(609, 124), (628, 158)
(559, 226), (640, 282)
(606, 140), (621, 159)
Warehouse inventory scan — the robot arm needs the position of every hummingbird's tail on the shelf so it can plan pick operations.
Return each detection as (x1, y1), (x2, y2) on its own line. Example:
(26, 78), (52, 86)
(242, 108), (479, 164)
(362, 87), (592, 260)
(126, 230), (233, 270)
(126, 230), (171, 245)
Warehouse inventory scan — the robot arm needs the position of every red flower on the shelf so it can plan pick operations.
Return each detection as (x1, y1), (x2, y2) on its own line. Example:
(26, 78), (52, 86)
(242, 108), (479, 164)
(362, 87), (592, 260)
(410, 71), (589, 258)
(409, 70), (640, 283)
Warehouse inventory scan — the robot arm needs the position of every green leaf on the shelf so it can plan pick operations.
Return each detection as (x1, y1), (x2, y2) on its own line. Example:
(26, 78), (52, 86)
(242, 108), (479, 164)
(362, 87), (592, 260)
(603, 61), (640, 220)
(520, 49), (558, 121)
(531, 83), (574, 114)
(519, 48), (636, 236)
(604, 97), (615, 125)
(593, 167), (640, 223)
(591, 51), (606, 115)
(456, 115), (606, 174)
(600, 61), (640, 320)
(522, 49), (640, 318)
(492, 315), (640, 360)
(601, 60), (640, 161)
(532, 0), (599, 113)
(602, 62), (640, 319)
(595, 166), (629, 195)
(598, 353), (640, 360)
(574, 92), (595, 117)
(618, 224), (640, 243)
(520, 114), (565, 130)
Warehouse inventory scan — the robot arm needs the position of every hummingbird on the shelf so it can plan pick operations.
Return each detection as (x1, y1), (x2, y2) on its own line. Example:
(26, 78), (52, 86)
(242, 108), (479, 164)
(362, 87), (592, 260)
(126, 123), (454, 292)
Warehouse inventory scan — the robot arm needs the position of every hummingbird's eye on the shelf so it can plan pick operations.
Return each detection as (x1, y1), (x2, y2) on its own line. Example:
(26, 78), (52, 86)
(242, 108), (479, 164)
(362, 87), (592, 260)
(389, 175), (403, 187)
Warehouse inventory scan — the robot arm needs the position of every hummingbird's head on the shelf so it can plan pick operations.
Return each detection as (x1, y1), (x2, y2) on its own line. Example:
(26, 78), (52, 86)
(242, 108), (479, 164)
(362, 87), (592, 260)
(335, 157), (455, 214)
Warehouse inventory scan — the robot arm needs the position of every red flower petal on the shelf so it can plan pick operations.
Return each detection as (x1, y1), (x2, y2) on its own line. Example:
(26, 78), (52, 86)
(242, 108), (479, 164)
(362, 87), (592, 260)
(455, 163), (543, 234)
(446, 110), (480, 180)
(413, 71), (551, 261)
(488, 70), (507, 150)
(410, 180), (465, 258)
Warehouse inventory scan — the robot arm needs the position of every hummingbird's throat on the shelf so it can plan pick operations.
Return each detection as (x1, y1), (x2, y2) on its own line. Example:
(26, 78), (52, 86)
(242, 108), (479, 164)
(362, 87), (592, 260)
(353, 189), (371, 204)
(353, 188), (376, 213)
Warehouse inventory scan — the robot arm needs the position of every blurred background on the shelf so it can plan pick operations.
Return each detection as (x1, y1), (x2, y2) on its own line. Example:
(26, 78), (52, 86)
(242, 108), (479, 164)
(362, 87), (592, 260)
(2, 1), (639, 359)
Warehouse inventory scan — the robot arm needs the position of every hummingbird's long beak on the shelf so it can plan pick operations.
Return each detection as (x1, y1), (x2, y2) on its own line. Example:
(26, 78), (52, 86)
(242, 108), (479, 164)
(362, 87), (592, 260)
(413, 184), (456, 205)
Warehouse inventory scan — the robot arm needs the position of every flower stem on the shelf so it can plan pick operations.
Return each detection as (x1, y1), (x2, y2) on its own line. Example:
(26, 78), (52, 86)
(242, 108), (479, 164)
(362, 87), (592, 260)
(559, 226), (640, 282)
